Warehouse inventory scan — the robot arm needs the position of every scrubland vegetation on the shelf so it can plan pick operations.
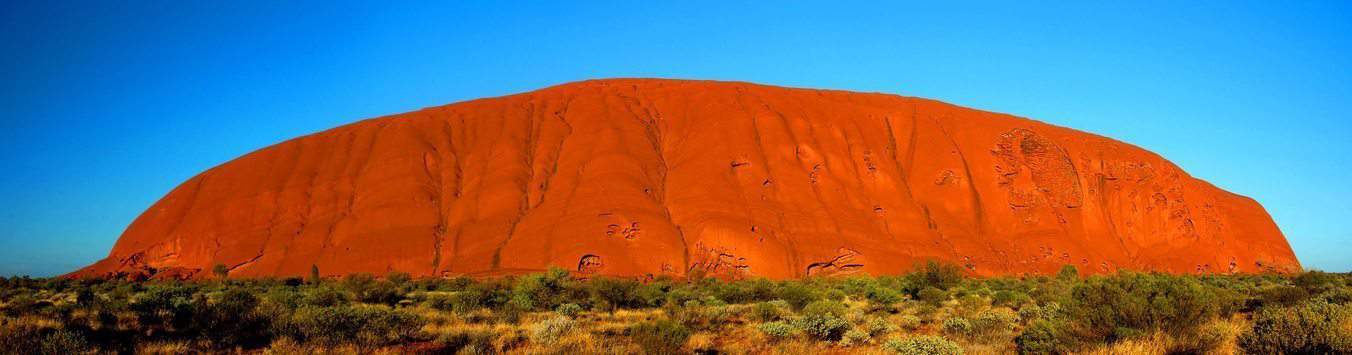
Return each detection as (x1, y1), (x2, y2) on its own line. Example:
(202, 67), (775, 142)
(1, 263), (1349, 354)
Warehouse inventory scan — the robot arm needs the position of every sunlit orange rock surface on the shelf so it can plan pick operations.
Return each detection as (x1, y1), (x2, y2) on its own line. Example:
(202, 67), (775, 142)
(71, 79), (1300, 280)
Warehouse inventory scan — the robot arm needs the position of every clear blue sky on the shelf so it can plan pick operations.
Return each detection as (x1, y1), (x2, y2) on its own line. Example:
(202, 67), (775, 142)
(2, 1), (1348, 276)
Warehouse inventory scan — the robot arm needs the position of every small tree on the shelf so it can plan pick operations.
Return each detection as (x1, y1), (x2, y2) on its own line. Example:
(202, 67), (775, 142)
(212, 264), (229, 279)
(1056, 265), (1079, 281)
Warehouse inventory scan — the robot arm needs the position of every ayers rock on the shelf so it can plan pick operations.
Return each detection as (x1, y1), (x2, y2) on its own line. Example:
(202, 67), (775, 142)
(71, 79), (1300, 280)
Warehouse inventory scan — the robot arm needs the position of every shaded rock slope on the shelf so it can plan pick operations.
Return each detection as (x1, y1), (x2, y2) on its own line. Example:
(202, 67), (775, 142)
(71, 79), (1300, 280)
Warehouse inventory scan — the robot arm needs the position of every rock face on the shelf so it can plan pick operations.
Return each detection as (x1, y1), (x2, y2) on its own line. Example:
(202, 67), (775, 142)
(71, 79), (1300, 280)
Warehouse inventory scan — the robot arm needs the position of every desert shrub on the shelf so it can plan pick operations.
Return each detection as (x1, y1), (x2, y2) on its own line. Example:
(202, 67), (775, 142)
(1065, 272), (1223, 343)
(1237, 300), (1352, 354)
(865, 316), (897, 336)
(917, 286), (947, 306)
(1056, 265), (1079, 281)
(843, 277), (879, 295)
(3, 294), (52, 317)
(435, 329), (496, 354)
(1254, 285), (1310, 308)
(74, 288), (97, 308)
(0, 323), (91, 355)
(291, 305), (423, 347)
(1018, 302), (1061, 323)
(671, 302), (736, 331)
(530, 316), (575, 346)
(555, 303), (582, 318)
(634, 280), (675, 308)
(840, 328), (871, 347)
(941, 317), (972, 337)
(385, 271), (411, 286)
(513, 267), (577, 311)
(453, 281), (511, 313)
(992, 290), (1031, 307)
(500, 293), (533, 323)
(302, 287), (349, 307)
(716, 278), (777, 304)
(795, 300), (850, 341)
(263, 287), (305, 310)
(423, 292), (456, 311)
(129, 285), (197, 331)
(865, 285), (904, 310)
(630, 319), (690, 355)
(884, 335), (964, 355)
(955, 294), (986, 318)
(777, 282), (821, 310)
(357, 281), (402, 306)
(752, 301), (785, 322)
(1323, 287), (1352, 305)
(588, 277), (642, 312)
(896, 314), (922, 330)
(1294, 270), (1340, 295)
(905, 261), (966, 294)
(1015, 319), (1067, 355)
(971, 307), (1018, 337)
(197, 288), (272, 348)
(341, 273), (375, 293)
(758, 321), (796, 340)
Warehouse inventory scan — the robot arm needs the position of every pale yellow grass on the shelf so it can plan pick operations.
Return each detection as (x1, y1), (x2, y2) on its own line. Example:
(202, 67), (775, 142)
(1076, 316), (1247, 355)
(135, 340), (192, 354)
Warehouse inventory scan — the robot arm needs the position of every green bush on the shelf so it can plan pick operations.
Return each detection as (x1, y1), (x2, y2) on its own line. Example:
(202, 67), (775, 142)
(992, 290), (1031, 307)
(513, 267), (577, 311)
(197, 288), (272, 348)
(292, 305), (424, 347)
(917, 287), (947, 306)
(955, 294), (986, 318)
(758, 321), (796, 340)
(302, 287), (349, 307)
(905, 261), (966, 293)
(358, 281), (402, 306)
(1014, 319), (1067, 355)
(941, 317), (972, 337)
(794, 300), (850, 341)
(1056, 265), (1079, 281)
(500, 293), (533, 323)
(1017, 302), (1061, 323)
(1255, 285), (1310, 308)
(777, 282), (821, 310)
(129, 285), (197, 330)
(971, 308), (1018, 336)
(865, 316), (897, 336)
(630, 319), (690, 355)
(555, 303), (583, 318)
(588, 277), (642, 312)
(715, 278), (777, 304)
(883, 335), (964, 355)
(752, 301), (784, 322)
(1237, 300), (1352, 354)
(1065, 272), (1223, 343)
(840, 328), (871, 347)
(897, 314), (922, 331)
(1294, 270), (1340, 295)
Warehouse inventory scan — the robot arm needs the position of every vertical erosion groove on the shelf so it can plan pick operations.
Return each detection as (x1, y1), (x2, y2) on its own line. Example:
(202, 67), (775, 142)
(490, 101), (538, 270)
(933, 116), (985, 234)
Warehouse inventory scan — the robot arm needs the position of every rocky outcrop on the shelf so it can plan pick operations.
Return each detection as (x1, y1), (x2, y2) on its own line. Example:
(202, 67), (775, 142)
(69, 79), (1301, 279)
